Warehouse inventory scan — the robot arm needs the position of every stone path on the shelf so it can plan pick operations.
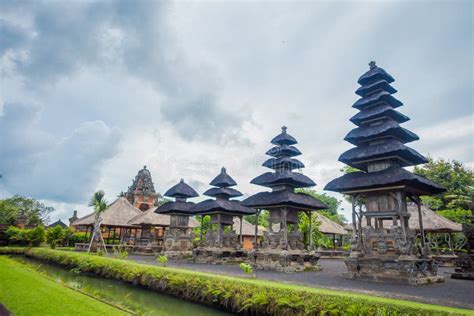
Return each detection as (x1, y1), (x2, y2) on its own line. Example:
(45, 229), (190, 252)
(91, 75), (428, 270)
(127, 255), (474, 310)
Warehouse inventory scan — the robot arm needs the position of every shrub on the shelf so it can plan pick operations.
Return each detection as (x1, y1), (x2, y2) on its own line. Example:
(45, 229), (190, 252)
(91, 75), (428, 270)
(26, 226), (45, 247)
(6, 226), (45, 246)
(113, 245), (128, 259)
(67, 231), (87, 246)
(156, 255), (168, 267)
(239, 263), (255, 278)
(0, 247), (467, 316)
(46, 226), (64, 249)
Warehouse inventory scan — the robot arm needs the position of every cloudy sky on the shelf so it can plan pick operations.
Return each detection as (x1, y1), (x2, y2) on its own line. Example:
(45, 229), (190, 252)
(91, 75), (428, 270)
(0, 0), (472, 223)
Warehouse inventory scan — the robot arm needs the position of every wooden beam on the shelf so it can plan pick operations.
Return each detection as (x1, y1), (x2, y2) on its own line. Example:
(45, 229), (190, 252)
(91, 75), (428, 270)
(308, 211), (313, 251)
(254, 209), (260, 248)
(239, 215), (243, 247)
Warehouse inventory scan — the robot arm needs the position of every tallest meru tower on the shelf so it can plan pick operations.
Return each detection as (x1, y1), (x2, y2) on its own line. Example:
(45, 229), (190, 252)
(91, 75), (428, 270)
(325, 62), (445, 285)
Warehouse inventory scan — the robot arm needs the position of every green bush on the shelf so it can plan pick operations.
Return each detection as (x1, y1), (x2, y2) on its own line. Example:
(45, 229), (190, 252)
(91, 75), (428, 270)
(6, 226), (45, 246)
(46, 226), (64, 249)
(0, 247), (468, 315)
(26, 226), (45, 247)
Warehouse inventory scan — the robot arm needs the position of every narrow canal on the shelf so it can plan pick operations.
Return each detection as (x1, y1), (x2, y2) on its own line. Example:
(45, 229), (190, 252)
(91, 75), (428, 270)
(12, 256), (232, 316)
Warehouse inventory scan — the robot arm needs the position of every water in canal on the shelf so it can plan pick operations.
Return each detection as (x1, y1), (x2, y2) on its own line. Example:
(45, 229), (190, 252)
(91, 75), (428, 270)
(12, 256), (231, 316)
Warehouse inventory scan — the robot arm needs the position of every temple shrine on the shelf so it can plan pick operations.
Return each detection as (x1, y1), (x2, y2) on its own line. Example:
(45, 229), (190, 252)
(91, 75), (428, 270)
(191, 167), (255, 264)
(155, 179), (199, 259)
(243, 127), (327, 272)
(325, 62), (446, 284)
(124, 166), (158, 211)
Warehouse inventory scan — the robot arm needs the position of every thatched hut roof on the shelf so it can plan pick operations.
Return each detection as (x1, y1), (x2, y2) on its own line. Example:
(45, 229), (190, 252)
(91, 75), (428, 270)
(71, 197), (142, 228)
(164, 179), (199, 199)
(233, 217), (266, 237)
(128, 207), (170, 226)
(360, 204), (462, 233)
(315, 213), (347, 235)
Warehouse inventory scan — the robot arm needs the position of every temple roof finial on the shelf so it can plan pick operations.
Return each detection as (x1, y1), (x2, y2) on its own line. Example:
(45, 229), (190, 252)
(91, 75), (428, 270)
(180, 178), (184, 183)
(281, 126), (287, 134)
(143, 165), (147, 169)
(369, 61), (377, 69)
(221, 167), (226, 174)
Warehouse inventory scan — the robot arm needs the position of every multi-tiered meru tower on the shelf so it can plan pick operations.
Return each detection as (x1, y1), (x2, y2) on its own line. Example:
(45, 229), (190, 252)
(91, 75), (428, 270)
(191, 167), (255, 264)
(155, 179), (199, 259)
(243, 127), (327, 272)
(325, 62), (445, 285)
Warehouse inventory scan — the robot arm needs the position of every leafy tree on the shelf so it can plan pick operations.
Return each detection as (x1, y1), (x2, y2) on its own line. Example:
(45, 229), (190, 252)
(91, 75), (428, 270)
(27, 226), (46, 246)
(414, 158), (474, 210)
(244, 210), (269, 228)
(0, 195), (54, 226)
(437, 209), (472, 224)
(296, 189), (343, 216)
(6, 226), (45, 246)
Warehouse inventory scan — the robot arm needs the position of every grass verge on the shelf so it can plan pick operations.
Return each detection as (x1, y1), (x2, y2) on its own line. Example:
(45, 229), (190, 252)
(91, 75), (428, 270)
(1, 247), (472, 315)
(0, 255), (128, 316)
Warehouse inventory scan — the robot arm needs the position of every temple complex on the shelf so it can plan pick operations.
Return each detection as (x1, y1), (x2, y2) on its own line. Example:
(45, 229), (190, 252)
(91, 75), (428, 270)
(124, 166), (158, 211)
(155, 179), (199, 259)
(325, 62), (446, 285)
(243, 127), (327, 272)
(191, 167), (255, 264)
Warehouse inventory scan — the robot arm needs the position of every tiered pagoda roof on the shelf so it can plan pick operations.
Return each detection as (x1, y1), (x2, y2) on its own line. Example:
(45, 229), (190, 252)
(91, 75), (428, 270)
(125, 166), (157, 201)
(325, 62), (445, 195)
(155, 179), (199, 215)
(190, 167), (255, 215)
(243, 126), (327, 211)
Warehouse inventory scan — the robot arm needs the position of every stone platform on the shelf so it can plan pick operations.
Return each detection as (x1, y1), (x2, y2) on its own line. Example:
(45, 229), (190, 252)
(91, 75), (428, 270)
(344, 255), (444, 285)
(451, 253), (474, 280)
(193, 247), (248, 264)
(249, 250), (321, 272)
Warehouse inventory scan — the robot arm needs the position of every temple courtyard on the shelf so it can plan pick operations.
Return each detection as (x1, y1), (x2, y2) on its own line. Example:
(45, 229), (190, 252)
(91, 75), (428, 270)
(127, 255), (474, 310)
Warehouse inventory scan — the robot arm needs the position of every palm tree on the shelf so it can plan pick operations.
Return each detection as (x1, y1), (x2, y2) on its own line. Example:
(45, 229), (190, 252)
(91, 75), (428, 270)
(87, 190), (108, 253)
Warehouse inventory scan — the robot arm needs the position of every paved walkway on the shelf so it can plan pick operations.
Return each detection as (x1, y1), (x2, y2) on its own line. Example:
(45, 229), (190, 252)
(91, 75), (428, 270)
(127, 255), (474, 310)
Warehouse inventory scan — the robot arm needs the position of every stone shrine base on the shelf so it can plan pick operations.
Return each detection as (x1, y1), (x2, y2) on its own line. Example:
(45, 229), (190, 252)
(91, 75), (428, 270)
(249, 249), (321, 273)
(164, 250), (193, 260)
(451, 253), (474, 280)
(193, 247), (248, 264)
(344, 256), (444, 285)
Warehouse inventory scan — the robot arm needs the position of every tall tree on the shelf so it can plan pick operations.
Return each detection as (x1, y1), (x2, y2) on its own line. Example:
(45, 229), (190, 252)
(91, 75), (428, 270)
(88, 190), (108, 253)
(0, 195), (54, 226)
(414, 158), (473, 211)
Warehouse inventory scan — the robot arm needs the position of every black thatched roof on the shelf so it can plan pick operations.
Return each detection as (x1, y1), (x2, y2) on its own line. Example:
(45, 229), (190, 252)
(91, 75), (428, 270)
(352, 90), (402, 110)
(242, 190), (327, 211)
(339, 139), (427, 170)
(357, 62), (395, 85)
(48, 220), (68, 228)
(203, 187), (243, 198)
(355, 79), (397, 97)
(324, 166), (445, 195)
(155, 201), (196, 215)
(270, 126), (297, 146)
(265, 145), (301, 158)
(189, 199), (255, 216)
(209, 167), (237, 187)
(164, 179), (199, 198)
(251, 171), (316, 188)
(344, 119), (419, 145)
(262, 157), (305, 170)
(350, 104), (409, 126)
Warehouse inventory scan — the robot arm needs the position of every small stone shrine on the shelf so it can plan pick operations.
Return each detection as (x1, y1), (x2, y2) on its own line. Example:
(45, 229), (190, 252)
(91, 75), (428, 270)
(155, 179), (199, 259)
(191, 167), (255, 264)
(124, 166), (158, 211)
(243, 127), (327, 272)
(452, 194), (474, 280)
(325, 62), (446, 285)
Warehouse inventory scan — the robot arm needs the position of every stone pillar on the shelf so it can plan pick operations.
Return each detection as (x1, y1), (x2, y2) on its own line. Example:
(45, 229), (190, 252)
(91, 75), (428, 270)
(281, 208), (288, 250)
(239, 215), (243, 246)
(308, 211), (313, 251)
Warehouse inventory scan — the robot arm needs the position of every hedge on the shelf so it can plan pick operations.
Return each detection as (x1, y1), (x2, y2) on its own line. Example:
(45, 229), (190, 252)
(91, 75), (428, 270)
(0, 247), (469, 316)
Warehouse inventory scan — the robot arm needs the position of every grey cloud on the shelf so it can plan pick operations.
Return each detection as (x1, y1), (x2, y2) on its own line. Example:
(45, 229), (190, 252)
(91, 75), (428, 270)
(0, 1), (251, 143)
(0, 102), (122, 203)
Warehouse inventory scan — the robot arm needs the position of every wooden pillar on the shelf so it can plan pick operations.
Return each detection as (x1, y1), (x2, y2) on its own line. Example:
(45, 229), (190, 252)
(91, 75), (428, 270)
(254, 209), (260, 247)
(351, 196), (357, 241)
(281, 208), (288, 250)
(217, 214), (222, 247)
(200, 215), (204, 247)
(307, 211), (313, 251)
(396, 191), (407, 242)
(333, 234), (336, 250)
(415, 197), (426, 248)
(239, 215), (243, 246)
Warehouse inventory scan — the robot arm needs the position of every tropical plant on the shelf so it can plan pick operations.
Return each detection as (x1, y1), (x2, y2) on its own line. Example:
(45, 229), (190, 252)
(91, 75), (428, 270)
(239, 263), (255, 278)
(46, 226), (65, 249)
(113, 245), (129, 259)
(0, 196), (54, 226)
(156, 255), (168, 267)
(88, 190), (108, 253)
(6, 226), (45, 246)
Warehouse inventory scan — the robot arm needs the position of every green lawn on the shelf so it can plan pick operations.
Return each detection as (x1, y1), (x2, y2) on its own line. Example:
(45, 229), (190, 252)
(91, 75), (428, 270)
(0, 256), (128, 316)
